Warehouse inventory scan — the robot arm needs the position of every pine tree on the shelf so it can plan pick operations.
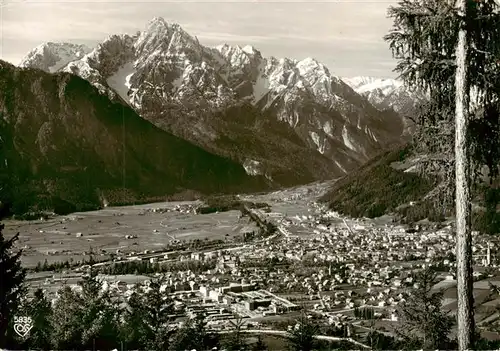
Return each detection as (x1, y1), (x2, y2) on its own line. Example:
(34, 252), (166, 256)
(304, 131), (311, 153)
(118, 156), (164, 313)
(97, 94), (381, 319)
(169, 313), (214, 351)
(223, 316), (247, 351)
(0, 223), (26, 347)
(385, 0), (500, 216)
(143, 278), (174, 350)
(50, 285), (84, 350)
(396, 267), (454, 349)
(120, 289), (147, 349)
(121, 278), (174, 350)
(24, 288), (52, 350)
(287, 313), (319, 351)
(365, 329), (399, 350)
(385, 1), (500, 348)
(169, 321), (195, 351)
(79, 270), (120, 350)
(251, 334), (268, 351)
(455, 0), (474, 348)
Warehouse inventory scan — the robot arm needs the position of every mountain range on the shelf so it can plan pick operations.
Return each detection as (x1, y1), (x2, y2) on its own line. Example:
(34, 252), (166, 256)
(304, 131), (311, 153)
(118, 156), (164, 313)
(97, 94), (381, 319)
(19, 18), (414, 179)
(5, 17), (421, 215)
(343, 76), (424, 135)
(0, 60), (268, 216)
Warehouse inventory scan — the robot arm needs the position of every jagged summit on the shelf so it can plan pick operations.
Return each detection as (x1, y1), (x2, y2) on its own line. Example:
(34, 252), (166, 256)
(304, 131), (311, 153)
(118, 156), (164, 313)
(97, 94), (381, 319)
(19, 42), (92, 73)
(18, 17), (407, 184)
(0, 58), (268, 214)
(343, 76), (424, 111)
(142, 16), (174, 37)
(343, 76), (424, 136)
(148, 16), (168, 26)
(241, 45), (258, 55)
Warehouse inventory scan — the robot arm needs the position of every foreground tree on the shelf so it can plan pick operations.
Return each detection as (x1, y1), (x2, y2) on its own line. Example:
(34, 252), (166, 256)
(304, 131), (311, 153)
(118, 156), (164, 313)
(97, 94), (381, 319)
(121, 278), (174, 350)
(386, 0), (500, 348)
(120, 289), (146, 348)
(396, 267), (454, 349)
(78, 270), (121, 349)
(50, 285), (85, 349)
(454, 0), (474, 348)
(0, 223), (26, 347)
(251, 334), (268, 351)
(365, 329), (400, 350)
(287, 313), (319, 351)
(169, 313), (219, 351)
(223, 316), (248, 351)
(385, 0), (500, 214)
(24, 288), (52, 350)
(142, 278), (175, 350)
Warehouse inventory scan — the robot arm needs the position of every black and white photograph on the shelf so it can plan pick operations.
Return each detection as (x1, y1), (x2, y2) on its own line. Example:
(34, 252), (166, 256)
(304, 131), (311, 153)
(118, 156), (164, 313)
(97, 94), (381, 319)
(1, 0), (500, 349)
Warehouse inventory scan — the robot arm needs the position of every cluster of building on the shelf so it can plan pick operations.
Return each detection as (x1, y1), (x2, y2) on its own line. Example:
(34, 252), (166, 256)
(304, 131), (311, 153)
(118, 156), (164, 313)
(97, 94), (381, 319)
(199, 283), (299, 317)
(25, 193), (500, 334)
(145, 203), (198, 215)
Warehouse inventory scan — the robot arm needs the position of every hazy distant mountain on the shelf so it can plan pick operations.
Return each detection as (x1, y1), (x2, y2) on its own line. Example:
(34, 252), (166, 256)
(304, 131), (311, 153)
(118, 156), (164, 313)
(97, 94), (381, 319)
(0, 60), (269, 215)
(343, 77), (402, 107)
(19, 17), (408, 183)
(342, 76), (427, 135)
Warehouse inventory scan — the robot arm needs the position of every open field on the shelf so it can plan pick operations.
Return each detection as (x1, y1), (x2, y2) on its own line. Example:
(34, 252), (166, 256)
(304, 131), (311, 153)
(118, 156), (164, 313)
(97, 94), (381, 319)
(3, 201), (258, 268)
(436, 277), (500, 325)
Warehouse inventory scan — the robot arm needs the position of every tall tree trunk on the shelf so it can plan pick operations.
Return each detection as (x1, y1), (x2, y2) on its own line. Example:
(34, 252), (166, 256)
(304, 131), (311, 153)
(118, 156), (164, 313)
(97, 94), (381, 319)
(455, 0), (474, 349)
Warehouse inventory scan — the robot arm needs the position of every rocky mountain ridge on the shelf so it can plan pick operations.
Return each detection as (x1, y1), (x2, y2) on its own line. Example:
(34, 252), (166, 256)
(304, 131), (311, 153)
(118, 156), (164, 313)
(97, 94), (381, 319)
(0, 60), (269, 215)
(19, 17), (408, 184)
(342, 76), (427, 135)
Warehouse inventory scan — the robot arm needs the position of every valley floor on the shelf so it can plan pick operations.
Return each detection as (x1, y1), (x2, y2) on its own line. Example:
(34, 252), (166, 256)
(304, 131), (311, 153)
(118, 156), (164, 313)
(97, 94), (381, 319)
(4, 180), (500, 346)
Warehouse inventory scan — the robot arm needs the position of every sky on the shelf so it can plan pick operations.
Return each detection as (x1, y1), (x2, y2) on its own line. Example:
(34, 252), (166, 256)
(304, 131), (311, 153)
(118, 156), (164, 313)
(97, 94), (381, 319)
(0, 0), (400, 78)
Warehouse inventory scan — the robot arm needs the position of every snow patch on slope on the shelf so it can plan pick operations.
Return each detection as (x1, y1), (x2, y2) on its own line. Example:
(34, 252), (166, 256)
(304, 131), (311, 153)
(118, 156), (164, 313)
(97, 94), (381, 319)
(252, 61), (270, 103)
(106, 62), (136, 102)
(310, 131), (326, 154)
(242, 45), (257, 55)
(335, 160), (348, 174)
(49, 49), (87, 72)
(323, 121), (334, 138)
(343, 76), (402, 92)
(343, 76), (423, 118)
(342, 125), (358, 152)
(350, 77), (403, 95)
(368, 129), (378, 142)
(243, 159), (262, 176)
(19, 42), (92, 73)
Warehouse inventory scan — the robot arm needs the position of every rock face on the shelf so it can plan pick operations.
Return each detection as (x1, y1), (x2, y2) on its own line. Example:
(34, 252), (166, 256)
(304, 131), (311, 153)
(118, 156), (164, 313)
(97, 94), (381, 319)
(342, 76), (427, 135)
(0, 60), (269, 215)
(20, 17), (408, 185)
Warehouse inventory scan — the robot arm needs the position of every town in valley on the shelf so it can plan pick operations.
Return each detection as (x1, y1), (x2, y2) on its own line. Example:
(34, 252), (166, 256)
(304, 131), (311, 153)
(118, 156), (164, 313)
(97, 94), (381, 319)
(4, 182), (500, 346)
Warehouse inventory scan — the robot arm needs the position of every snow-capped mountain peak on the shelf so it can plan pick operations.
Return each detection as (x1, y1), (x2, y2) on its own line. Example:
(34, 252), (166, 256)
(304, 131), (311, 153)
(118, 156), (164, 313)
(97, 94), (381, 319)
(344, 76), (403, 95)
(242, 45), (257, 55)
(148, 16), (169, 28)
(216, 43), (260, 68)
(343, 76), (420, 111)
(19, 42), (92, 73)
(343, 76), (423, 136)
(18, 18), (408, 183)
